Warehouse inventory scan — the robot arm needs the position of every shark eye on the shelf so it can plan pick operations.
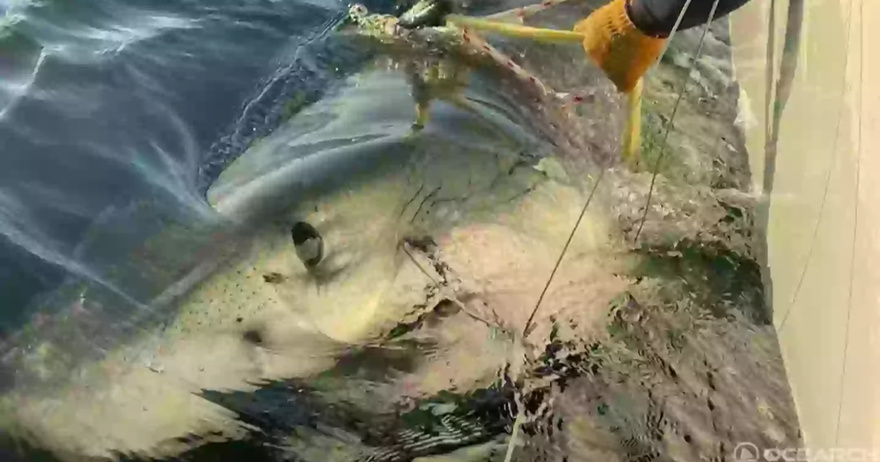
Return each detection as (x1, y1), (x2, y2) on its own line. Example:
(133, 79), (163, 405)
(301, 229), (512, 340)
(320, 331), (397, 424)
(291, 221), (324, 268)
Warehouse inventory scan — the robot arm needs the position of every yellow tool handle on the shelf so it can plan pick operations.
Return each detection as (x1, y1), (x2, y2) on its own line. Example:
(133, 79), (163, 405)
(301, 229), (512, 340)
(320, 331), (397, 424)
(445, 14), (585, 44)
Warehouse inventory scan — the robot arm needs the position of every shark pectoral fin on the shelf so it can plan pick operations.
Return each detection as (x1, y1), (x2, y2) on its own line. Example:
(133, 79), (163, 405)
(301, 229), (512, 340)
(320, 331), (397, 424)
(445, 15), (584, 45)
(621, 78), (644, 171)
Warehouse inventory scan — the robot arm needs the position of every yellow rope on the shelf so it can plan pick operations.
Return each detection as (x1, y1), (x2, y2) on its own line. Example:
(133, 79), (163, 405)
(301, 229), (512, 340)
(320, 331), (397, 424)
(622, 78), (644, 169)
(445, 14), (585, 44)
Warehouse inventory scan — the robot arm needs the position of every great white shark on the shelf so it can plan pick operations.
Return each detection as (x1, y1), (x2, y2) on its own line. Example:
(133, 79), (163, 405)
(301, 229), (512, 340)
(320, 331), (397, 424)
(0, 3), (799, 461)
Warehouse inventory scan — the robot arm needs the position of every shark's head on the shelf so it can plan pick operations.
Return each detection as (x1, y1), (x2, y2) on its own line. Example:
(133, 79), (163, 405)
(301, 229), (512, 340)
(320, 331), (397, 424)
(3, 58), (634, 457)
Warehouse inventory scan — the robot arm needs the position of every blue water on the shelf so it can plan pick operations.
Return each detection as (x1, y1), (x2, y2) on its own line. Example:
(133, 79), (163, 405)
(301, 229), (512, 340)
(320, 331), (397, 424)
(0, 0), (386, 334)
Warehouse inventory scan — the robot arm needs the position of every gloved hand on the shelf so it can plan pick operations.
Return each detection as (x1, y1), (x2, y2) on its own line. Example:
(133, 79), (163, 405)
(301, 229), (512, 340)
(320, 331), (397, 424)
(573, 0), (666, 93)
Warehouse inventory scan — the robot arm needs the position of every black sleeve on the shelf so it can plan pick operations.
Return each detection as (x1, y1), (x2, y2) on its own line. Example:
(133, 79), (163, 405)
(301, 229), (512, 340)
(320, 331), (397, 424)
(626, 0), (753, 37)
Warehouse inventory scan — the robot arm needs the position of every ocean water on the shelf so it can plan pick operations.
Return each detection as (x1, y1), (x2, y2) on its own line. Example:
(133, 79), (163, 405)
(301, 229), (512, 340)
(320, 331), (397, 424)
(0, 0), (802, 461)
(0, 0), (366, 326)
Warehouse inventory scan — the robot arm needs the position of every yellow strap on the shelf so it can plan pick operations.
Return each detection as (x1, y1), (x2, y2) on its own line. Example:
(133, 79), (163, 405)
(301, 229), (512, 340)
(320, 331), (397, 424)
(621, 78), (643, 170)
(445, 14), (585, 44)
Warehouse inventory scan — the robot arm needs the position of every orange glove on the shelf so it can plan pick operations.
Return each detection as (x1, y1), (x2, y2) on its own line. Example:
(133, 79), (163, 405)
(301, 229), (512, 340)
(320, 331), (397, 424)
(574, 0), (666, 93)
